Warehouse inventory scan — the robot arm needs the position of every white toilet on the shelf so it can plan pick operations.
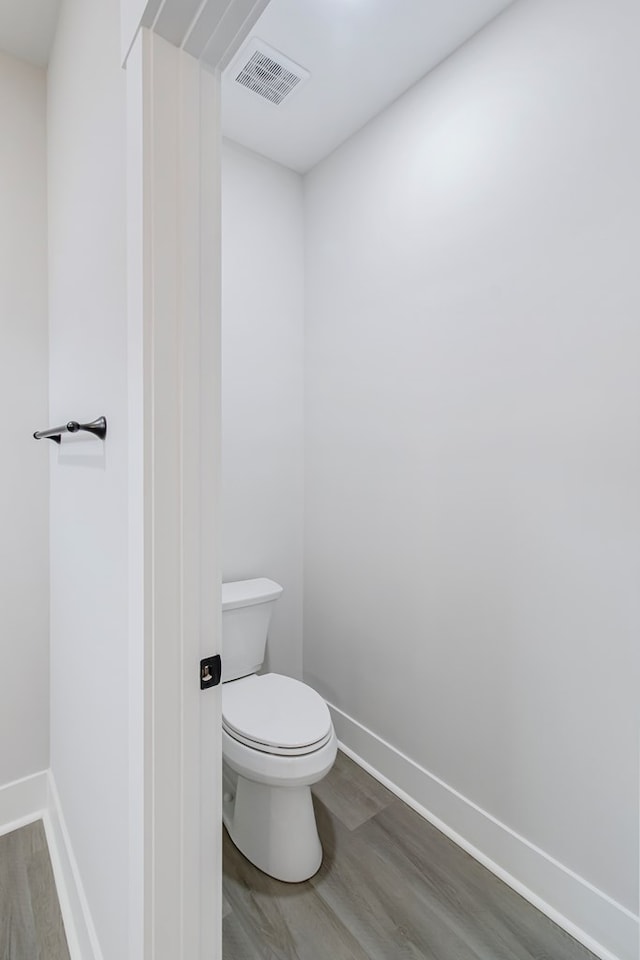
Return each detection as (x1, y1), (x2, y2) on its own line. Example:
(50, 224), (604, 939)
(221, 577), (337, 882)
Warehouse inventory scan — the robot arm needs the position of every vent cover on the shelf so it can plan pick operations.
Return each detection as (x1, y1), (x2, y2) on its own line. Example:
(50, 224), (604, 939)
(233, 40), (310, 106)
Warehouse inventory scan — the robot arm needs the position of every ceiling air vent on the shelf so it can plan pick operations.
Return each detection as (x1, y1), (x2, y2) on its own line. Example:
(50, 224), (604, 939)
(233, 40), (310, 106)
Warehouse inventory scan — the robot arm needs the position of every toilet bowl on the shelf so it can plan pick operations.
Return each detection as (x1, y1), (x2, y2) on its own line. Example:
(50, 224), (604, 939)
(221, 579), (337, 882)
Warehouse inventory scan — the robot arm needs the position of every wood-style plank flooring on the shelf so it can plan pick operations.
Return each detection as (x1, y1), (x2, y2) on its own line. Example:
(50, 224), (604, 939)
(223, 751), (598, 960)
(0, 820), (70, 960)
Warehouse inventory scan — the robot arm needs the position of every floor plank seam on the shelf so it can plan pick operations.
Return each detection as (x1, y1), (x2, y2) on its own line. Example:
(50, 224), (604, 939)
(223, 751), (599, 960)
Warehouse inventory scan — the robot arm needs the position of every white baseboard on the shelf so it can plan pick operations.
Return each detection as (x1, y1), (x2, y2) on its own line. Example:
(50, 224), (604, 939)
(328, 702), (638, 960)
(0, 769), (47, 838)
(43, 772), (103, 960)
(0, 769), (100, 958)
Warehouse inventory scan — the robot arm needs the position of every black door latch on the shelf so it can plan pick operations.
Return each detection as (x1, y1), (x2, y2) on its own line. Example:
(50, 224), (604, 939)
(200, 655), (221, 690)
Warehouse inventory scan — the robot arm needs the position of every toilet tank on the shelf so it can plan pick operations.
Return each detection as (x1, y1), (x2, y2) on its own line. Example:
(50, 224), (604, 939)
(221, 578), (283, 682)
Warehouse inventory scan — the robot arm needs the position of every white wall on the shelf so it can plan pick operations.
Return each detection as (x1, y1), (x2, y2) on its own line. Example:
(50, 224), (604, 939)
(221, 140), (305, 678)
(47, 0), (129, 956)
(304, 0), (639, 946)
(0, 52), (49, 789)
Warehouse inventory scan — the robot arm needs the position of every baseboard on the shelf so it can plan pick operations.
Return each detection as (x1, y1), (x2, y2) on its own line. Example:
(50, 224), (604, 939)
(0, 769), (48, 838)
(0, 769), (98, 959)
(328, 702), (638, 960)
(44, 772), (103, 960)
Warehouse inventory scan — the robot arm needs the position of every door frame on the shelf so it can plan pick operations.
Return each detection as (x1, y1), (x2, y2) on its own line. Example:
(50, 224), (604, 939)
(123, 3), (269, 958)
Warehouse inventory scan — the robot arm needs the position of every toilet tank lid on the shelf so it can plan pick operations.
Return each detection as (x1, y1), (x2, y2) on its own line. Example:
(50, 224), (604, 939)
(222, 578), (283, 611)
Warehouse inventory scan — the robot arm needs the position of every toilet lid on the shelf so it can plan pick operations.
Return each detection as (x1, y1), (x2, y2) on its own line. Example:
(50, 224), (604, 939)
(222, 674), (332, 751)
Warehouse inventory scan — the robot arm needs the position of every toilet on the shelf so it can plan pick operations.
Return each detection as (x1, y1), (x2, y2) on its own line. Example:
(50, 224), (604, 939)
(221, 577), (337, 882)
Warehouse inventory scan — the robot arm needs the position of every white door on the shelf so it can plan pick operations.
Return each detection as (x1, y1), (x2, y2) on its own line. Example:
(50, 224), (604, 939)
(123, 3), (270, 959)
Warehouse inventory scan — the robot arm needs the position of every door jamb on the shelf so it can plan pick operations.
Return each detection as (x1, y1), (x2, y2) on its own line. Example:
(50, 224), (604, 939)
(124, 3), (270, 958)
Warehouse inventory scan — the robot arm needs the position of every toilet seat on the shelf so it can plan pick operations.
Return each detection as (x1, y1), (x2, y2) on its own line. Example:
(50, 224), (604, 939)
(222, 673), (332, 757)
(224, 726), (333, 756)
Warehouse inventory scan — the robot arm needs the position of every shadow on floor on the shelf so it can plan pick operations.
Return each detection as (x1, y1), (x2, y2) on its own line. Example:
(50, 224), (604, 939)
(223, 751), (597, 960)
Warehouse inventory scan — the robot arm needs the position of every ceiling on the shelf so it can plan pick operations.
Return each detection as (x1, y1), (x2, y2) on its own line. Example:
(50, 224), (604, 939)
(0, 0), (59, 66)
(222, 0), (514, 173)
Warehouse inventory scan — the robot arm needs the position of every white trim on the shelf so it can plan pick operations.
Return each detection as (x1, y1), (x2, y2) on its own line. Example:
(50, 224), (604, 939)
(121, 0), (269, 68)
(0, 770), (47, 838)
(0, 770), (103, 960)
(183, 0), (270, 68)
(126, 28), (223, 960)
(121, 4), (271, 958)
(328, 702), (638, 960)
(44, 772), (103, 960)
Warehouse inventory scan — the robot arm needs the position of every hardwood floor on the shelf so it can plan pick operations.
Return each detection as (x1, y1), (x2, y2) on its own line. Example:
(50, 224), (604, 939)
(223, 751), (597, 960)
(0, 820), (70, 960)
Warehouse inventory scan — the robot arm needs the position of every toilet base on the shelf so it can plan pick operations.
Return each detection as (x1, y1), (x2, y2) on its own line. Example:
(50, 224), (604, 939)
(223, 773), (323, 882)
